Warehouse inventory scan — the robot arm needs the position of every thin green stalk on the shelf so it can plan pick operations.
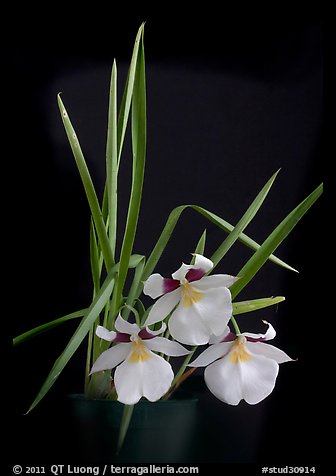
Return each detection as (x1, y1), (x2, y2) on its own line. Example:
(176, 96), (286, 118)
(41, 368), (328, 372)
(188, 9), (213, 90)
(230, 315), (241, 335)
(162, 346), (198, 401)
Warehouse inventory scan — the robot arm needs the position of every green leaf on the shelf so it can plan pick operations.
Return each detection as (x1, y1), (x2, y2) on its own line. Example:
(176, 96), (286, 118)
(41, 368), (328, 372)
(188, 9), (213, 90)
(115, 27), (146, 308)
(230, 183), (323, 299)
(58, 94), (114, 270)
(27, 266), (117, 413)
(106, 60), (118, 256)
(117, 404), (134, 453)
(142, 204), (296, 285)
(13, 308), (87, 346)
(122, 256), (146, 322)
(117, 23), (145, 166)
(90, 219), (100, 294)
(210, 170), (280, 270)
(233, 296), (285, 315)
(194, 229), (207, 256)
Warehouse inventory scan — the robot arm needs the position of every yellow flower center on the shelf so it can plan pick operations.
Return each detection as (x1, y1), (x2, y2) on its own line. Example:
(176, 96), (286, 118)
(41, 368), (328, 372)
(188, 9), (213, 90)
(128, 337), (151, 363)
(229, 336), (253, 364)
(181, 282), (204, 307)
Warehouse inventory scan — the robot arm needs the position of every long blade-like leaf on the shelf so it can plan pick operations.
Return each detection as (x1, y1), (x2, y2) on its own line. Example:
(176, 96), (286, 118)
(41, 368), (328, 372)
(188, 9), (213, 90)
(142, 204), (296, 285)
(117, 404), (134, 454)
(115, 28), (146, 308)
(194, 229), (207, 256)
(106, 60), (118, 256)
(121, 256), (146, 322)
(27, 267), (117, 413)
(13, 309), (87, 346)
(90, 219), (100, 294)
(233, 296), (285, 315)
(210, 170), (280, 269)
(117, 23), (145, 165)
(230, 183), (323, 299)
(57, 94), (114, 271)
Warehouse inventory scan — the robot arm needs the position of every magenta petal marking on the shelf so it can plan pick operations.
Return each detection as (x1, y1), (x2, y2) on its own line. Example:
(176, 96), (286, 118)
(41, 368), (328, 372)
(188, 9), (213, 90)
(185, 268), (205, 282)
(113, 332), (131, 343)
(138, 329), (155, 340)
(246, 336), (267, 342)
(163, 278), (180, 293)
(222, 332), (236, 342)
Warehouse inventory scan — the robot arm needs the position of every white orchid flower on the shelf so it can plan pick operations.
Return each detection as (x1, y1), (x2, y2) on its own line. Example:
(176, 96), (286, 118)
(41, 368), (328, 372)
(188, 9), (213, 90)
(143, 254), (238, 346)
(189, 321), (293, 405)
(90, 315), (189, 405)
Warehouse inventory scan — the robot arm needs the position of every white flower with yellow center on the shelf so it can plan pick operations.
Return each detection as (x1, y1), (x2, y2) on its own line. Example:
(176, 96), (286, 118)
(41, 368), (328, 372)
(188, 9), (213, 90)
(143, 254), (238, 346)
(90, 315), (189, 405)
(189, 321), (293, 405)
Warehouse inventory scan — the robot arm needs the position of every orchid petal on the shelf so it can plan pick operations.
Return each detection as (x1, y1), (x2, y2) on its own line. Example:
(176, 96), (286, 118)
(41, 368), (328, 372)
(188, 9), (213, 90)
(171, 255), (214, 282)
(239, 354), (279, 404)
(189, 342), (233, 367)
(192, 254), (214, 273)
(115, 314), (140, 335)
(143, 273), (165, 298)
(114, 359), (143, 405)
(144, 288), (181, 326)
(171, 263), (193, 281)
(144, 336), (190, 356)
(193, 286), (233, 335)
(195, 274), (239, 290)
(141, 353), (174, 402)
(90, 343), (131, 374)
(243, 321), (276, 341)
(139, 322), (167, 339)
(209, 326), (232, 344)
(168, 304), (211, 345)
(114, 352), (173, 404)
(204, 352), (279, 405)
(169, 287), (232, 345)
(95, 325), (117, 342)
(246, 341), (293, 363)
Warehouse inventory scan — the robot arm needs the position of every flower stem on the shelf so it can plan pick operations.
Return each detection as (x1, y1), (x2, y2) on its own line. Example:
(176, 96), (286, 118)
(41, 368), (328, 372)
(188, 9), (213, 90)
(162, 346), (197, 400)
(230, 315), (241, 334)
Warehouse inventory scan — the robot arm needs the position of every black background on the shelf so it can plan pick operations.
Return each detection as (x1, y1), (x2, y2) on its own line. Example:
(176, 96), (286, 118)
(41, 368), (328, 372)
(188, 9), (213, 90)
(10, 8), (323, 466)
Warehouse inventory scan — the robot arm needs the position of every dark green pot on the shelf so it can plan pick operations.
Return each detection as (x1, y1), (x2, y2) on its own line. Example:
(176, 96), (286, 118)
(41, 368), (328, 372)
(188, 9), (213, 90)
(67, 394), (199, 463)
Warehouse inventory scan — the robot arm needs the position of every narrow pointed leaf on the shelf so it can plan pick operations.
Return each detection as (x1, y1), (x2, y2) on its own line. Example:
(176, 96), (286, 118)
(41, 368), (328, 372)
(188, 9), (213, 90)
(194, 229), (207, 256)
(233, 296), (285, 315)
(13, 309), (87, 346)
(117, 404), (134, 453)
(142, 204), (296, 285)
(116, 28), (146, 307)
(90, 219), (100, 294)
(117, 23), (145, 165)
(230, 183), (323, 299)
(106, 60), (118, 256)
(58, 94), (114, 270)
(122, 256), (146, 321)
(27, 267), (117, 413)
(210, 170), (280, 269)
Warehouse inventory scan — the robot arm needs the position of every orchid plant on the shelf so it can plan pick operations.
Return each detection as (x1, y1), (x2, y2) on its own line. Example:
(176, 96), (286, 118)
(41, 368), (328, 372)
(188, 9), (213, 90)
(14, 23), (322, 450)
